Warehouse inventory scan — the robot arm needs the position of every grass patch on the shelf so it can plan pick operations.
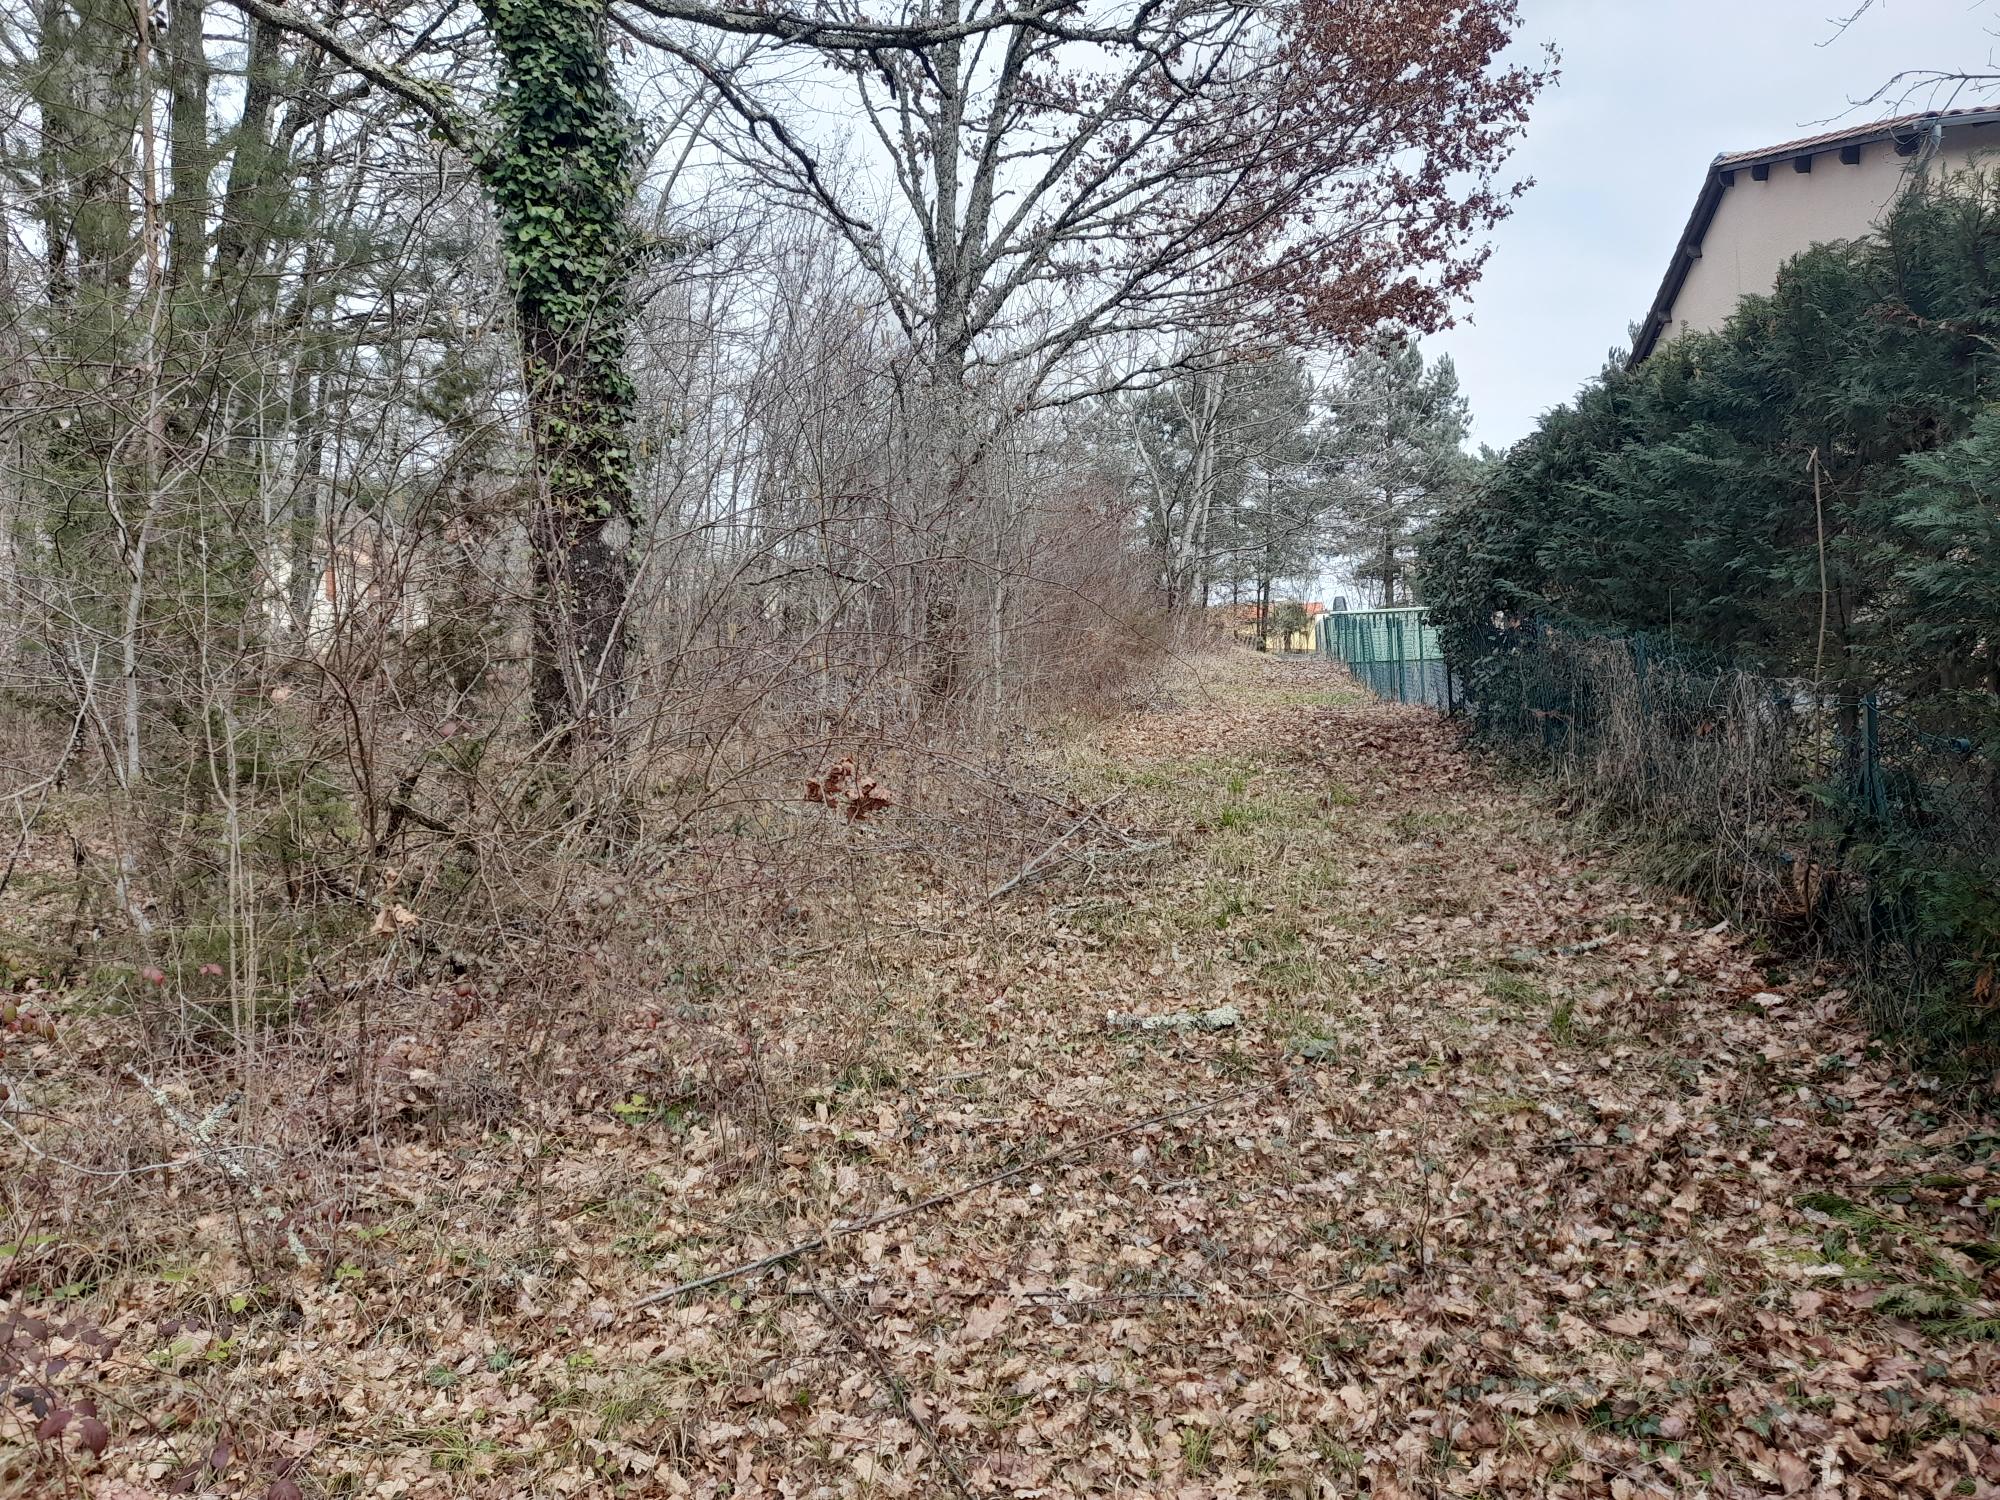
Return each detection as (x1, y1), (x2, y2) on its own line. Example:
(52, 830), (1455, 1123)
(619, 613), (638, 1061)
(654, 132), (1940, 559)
(1480, 970), (1552, 1012)
(1179, 1424), (1213, 1475)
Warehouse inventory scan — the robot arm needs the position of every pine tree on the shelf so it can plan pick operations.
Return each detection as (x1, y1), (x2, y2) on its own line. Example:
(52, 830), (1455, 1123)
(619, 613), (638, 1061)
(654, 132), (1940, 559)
(1325, 339), (1472, 607)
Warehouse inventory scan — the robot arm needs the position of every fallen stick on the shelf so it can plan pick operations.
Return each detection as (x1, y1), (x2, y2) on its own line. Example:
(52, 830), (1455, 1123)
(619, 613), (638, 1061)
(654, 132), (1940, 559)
(801, 1286), (976, 1500)
(985, 793), (1121, 902)
(629, 1087), (1257, 1309)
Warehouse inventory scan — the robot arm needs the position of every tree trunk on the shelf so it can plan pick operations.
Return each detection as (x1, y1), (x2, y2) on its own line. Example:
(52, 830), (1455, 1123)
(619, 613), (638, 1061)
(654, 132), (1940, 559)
(920, 345), (973, 708)
(209, 16), (284, 300)
(163, 0), (210, 295)
(480, 0), (640, 741)
(529, 503), (632, 734)
(1175, 367), (1225, 610)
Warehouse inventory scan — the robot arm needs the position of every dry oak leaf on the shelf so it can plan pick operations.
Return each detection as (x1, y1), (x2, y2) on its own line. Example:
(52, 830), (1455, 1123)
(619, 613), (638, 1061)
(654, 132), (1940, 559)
(960, 1300), (1010, 1346)
(371, 903), (418, 938)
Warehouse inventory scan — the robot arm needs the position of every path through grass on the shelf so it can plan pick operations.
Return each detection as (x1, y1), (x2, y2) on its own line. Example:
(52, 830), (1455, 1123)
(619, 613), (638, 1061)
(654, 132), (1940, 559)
(6, 653), (1996, 1498)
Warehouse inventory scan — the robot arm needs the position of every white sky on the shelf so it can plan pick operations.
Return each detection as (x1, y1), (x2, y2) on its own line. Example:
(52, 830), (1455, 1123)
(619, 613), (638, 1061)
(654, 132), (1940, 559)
(1424, 0), (2000, 451)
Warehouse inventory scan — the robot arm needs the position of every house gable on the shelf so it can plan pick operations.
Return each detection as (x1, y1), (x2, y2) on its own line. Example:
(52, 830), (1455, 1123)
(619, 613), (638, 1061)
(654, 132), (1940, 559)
(1631, 108), (2000, 365)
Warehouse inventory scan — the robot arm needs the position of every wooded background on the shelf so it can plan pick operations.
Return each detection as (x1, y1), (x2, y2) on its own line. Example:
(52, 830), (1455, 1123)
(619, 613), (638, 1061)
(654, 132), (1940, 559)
(0, 0), (1544, 1033)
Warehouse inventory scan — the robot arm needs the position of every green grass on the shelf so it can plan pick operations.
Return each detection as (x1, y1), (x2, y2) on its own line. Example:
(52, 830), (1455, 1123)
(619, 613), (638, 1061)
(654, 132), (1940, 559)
(1796, 1191), (1898, 1235)
(1179, 1424), (1213, 1475)
(1480, 970), (1553, 1012)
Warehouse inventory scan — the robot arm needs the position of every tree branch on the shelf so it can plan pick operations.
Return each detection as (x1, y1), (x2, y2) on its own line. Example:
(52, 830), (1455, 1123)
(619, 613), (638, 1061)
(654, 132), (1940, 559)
(213, 0), (479, 155)
(614, 0), (1168, 52)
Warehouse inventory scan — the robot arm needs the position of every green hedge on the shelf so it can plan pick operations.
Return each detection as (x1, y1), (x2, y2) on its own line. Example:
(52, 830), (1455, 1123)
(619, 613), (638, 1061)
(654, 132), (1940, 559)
(1421, 172), (2000, 1071)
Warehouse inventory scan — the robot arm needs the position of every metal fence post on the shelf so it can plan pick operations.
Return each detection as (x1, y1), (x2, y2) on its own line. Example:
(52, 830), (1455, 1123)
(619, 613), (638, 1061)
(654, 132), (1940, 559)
(1862, 692), (1887, 822)
(1633, 631), (1652, 795)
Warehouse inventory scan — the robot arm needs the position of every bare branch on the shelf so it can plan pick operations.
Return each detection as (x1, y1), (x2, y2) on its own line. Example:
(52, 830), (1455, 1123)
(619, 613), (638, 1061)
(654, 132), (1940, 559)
(212, 0), (479, 154)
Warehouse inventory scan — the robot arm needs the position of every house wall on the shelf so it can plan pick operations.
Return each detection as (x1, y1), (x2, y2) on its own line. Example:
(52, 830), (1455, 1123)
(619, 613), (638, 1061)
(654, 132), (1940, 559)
(1664, 120), (2000, 343)
(1225, 619), (1317, 653)
(1229, 624), (1316, 653)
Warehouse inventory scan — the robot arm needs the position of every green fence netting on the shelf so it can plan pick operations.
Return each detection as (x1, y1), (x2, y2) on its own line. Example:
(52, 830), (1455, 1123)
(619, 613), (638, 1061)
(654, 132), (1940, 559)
(1315, 607), (1458, 711)
(1460, 618), (2000, 1066)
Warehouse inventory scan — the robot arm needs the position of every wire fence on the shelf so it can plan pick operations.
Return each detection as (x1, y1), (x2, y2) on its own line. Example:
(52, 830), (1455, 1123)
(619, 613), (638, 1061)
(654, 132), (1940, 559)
(1315, 607), (1461, 710)
(1316, 608), (1997, 1062)
(1461, 619), (2000, 1066)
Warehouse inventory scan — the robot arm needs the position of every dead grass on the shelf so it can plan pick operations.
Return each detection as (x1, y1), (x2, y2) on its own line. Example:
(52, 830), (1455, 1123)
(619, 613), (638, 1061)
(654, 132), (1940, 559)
(3, 650), (1996, 1498)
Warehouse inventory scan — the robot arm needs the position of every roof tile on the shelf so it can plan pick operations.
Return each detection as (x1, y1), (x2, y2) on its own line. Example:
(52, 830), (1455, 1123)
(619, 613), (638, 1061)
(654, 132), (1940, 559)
(1715, 107), (1997, 167)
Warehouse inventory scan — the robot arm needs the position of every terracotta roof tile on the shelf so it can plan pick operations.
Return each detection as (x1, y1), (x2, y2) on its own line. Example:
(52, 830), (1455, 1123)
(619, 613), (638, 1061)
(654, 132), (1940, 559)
(1715, 107), (1997, 167)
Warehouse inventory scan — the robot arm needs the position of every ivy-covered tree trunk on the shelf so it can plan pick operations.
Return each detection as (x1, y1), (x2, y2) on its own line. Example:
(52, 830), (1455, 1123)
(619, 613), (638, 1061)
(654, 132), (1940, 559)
(480, 0), (640, 740)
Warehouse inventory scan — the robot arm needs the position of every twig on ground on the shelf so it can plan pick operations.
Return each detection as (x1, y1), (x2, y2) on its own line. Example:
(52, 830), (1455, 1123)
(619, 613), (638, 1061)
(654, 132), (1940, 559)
(0, 1112), (190, 1179)
(799, 1286), (976, 1500)
(986, 793), (1123, 901)
(629, 1087), (1258, 1309)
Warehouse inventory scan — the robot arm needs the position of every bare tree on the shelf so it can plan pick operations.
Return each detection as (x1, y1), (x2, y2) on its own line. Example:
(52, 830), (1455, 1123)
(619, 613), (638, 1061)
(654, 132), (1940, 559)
(211, 0), (1190, 739)
(1825, 0), (2000, 111)
(685, 0), (1549, 694)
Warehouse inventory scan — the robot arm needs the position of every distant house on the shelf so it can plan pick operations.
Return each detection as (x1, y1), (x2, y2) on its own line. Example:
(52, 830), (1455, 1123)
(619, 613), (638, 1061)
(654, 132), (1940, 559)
(1632, 108), (2000, 365)
(265, 516), (434, 651)
(1213, 600), (1324, 654)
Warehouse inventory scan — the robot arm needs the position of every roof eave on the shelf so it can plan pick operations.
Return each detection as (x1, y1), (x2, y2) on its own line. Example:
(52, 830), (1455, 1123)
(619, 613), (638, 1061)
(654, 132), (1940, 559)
(1714, 105), (2000, 173)
(1627, 108), (2000, 369)
(1629, 164), (1726, 367)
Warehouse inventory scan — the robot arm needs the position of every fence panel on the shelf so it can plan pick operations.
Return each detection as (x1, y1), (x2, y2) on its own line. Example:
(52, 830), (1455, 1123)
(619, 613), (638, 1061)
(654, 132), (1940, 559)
(1462, 619), (2000, 1065)
(1317, 607), (1457, 711)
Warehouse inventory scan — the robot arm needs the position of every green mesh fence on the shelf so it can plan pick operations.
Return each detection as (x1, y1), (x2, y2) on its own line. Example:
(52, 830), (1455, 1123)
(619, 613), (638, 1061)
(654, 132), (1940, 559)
(1460, 618), (2000, 1066)
(1316, 607), (1458, 710)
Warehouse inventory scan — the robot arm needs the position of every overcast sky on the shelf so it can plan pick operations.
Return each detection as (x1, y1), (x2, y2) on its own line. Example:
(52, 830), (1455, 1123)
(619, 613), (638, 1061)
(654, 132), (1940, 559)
(1426, 0), (2000, 451)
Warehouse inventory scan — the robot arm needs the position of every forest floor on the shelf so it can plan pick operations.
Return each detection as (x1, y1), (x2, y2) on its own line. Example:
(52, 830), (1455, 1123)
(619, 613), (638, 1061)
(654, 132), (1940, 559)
(5, 652), (1998, 1499)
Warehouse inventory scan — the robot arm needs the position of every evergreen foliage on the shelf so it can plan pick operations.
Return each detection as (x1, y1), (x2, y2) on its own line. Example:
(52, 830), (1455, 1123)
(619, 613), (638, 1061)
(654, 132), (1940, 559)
(1421, 171), (2000, 1065)
(1324, 338), (1473, 608)
(1423, 171), (2000, 742)
(1118, 352), (1326, 617)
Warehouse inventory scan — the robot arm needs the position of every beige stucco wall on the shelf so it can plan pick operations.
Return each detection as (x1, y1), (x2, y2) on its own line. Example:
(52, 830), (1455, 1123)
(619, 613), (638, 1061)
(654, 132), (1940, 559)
(1664, 119), (2000, 342)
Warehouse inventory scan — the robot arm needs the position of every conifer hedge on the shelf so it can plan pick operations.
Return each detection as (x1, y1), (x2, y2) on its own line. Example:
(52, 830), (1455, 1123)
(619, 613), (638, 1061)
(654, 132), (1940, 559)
(1422, 171), (2000, 1066)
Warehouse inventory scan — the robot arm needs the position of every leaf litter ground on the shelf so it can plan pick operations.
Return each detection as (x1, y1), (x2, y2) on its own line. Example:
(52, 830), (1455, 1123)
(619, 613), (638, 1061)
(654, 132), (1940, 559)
(5, 653), (1997, 1498)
